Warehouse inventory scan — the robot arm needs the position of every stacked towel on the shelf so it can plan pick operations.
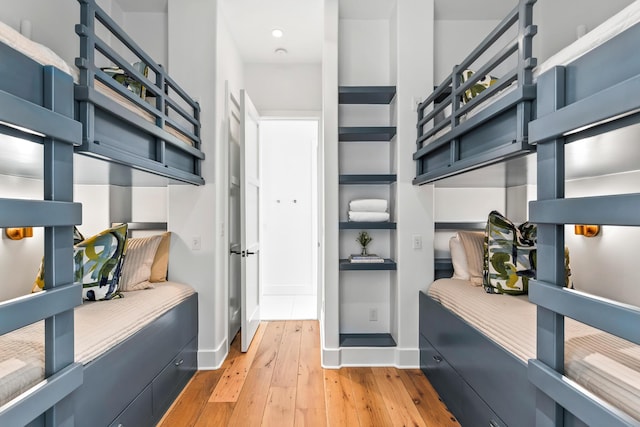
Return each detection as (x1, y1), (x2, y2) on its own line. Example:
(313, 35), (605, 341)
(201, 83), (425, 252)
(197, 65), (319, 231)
(348, 199), (390, 222)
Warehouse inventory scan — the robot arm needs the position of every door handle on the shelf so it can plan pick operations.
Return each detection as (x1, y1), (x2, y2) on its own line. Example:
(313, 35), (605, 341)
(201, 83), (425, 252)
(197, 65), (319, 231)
(230, 250), (241, 255)
(243, 251), (256, 257)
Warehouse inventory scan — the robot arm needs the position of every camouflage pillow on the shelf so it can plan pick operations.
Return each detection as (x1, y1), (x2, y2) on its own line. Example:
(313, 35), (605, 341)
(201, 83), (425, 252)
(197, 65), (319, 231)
(483, 211), (536, 295)
(76, 223), (129, 301)
(460, 69), (498, 104)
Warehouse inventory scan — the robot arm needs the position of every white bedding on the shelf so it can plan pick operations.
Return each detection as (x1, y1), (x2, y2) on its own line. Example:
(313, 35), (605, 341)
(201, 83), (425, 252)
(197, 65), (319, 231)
(427, 278), (640, 422)
(0, 281), (195, 407)
(425, 0), (640, 142)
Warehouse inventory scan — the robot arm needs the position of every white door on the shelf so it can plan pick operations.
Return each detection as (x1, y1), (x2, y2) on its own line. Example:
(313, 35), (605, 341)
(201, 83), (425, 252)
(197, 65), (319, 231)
(240, 90), (260, 352)
(226, 82), (242, 342)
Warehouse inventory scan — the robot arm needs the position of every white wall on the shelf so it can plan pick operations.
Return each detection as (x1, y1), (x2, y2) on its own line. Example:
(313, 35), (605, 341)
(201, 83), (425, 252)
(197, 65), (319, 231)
(0, 174), (44, 301)
(563, 171), (640, 307)
(434, 19), (499, 83)
(536, 0), (635, 63)
(122, 12), (168, 67)
(168, 0), (244, 369)
(338, 19), (390, 86)
(244, 63), (322, 114)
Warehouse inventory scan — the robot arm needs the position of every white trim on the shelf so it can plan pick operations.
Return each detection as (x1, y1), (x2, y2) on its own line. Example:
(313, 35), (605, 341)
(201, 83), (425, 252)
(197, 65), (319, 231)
(321, 346), (420, 368)
(259, 110), (322, 119)
(197, 338), (229, 370)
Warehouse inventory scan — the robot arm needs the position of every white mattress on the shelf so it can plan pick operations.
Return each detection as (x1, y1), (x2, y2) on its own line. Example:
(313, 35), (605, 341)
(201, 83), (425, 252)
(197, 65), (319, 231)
(0, 281), (195, 407)
(425, 0), (640, 142)
(427, 279), (640, 422)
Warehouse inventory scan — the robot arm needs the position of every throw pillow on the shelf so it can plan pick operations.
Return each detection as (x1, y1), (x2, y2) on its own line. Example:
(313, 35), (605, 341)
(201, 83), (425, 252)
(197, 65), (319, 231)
(457, 230), (485, 285)
(150, 232), (171, 282)
(119, 235), (162, 291)
(449, 234), (470, 280)
(32, 226), (87, 293)
(460, 69), (498, 104)
(483, 211), (536, 295)
(77, 223), (128, 301)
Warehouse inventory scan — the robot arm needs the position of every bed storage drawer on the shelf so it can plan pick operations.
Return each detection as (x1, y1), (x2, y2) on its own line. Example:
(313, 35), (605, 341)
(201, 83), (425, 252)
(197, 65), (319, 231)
(420, 334), (462, 417)
(109, 384), (152, 427)
(152, 337), (197, 415)
(459, 382), (506, 427)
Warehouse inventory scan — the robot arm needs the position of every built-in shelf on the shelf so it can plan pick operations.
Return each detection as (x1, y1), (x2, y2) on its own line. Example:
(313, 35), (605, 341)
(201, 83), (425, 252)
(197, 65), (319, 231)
(339, 174), (397, 185)
(339, 333), (397, 347)
(339, 86), (396, 104)
(339, 126), (397, 142)
(339, 259), (397, 271)
(339, 222), (396, 230)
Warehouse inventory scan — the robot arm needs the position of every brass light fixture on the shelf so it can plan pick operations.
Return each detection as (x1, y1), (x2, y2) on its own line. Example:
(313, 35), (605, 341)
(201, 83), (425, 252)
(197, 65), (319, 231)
(574, 225), (600, 237)
(5, 227), (34, 240)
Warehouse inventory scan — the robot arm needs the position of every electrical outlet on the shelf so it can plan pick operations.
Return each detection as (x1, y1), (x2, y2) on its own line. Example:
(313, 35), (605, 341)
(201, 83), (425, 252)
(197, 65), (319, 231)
(369, 308), (378, 322)
(192, 236), (202, 251)
(412, 234), (423, 250)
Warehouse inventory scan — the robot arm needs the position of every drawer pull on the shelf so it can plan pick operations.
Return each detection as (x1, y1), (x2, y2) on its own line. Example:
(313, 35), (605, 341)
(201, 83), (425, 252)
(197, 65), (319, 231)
(432, 355), (443, 363)
(489, 421), (499, 427)
(174, 358), (184, 367)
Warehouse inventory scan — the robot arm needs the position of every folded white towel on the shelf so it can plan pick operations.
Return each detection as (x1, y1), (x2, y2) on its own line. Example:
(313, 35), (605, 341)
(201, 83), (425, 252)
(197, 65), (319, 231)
(349, 199), (388, 212)
(348, 211), (390, 222)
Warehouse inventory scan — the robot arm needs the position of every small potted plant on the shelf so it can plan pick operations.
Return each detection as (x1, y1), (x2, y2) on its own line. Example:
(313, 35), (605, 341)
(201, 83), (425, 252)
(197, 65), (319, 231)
(356, 231), (373, 256)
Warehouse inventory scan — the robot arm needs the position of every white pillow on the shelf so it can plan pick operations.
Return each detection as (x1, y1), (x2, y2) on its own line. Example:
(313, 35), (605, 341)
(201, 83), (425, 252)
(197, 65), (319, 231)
(119, 235), (162, 291)
(457, 230), (486, 286)
(449, 235), (470, 280)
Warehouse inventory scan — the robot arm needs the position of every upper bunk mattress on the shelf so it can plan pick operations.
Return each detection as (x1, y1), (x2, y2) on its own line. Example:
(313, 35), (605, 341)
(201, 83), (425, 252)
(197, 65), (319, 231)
(0, 281), (195, 408)
(427, 278), (640, 422)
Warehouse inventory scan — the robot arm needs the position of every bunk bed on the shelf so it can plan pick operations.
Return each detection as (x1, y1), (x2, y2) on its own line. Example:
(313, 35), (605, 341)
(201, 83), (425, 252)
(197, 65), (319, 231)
(75, 0), (204, 186)
(417, 1), (640, 426)
(0, 2), (202, 425)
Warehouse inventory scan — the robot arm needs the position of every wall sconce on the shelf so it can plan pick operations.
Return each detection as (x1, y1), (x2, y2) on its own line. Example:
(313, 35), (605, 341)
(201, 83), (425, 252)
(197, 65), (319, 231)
(574, 225), (600, 237)
(5, 227), (34, 240)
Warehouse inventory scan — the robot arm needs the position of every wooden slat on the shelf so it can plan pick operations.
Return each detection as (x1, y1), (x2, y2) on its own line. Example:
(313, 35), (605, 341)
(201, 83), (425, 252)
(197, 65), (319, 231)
(349, 367), (394, 426)
(324, 369), (359, 427)
(294, 408), (327, 427)
(398, 369), (461, 426)
(209, 323), (266, 402)
(227, 368), (274, 427)
(194, 402), (235, 427)
(261, 386), (297, 427)
(272, 321), (303, 388)
(295, 323), (325, 413)
(373, 367), (428, 427)
(157, 371), (224, 427)
(253, 321), (286, 369)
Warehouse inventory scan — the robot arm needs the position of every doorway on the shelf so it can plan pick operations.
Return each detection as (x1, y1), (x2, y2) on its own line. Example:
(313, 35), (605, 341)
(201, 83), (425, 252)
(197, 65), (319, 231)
(259, 119), (319, 320)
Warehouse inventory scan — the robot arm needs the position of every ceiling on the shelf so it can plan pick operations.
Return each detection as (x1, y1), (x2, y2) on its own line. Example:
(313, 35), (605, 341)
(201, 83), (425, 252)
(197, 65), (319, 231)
(434, 0), (516, 20)
(221, 0), (323, 64)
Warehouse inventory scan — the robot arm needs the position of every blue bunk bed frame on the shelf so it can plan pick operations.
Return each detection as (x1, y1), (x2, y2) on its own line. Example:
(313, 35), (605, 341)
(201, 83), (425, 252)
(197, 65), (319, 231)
(418, 4), (640, 427)
(75, 0), (205, 185)
(414, 0), (536, 185)
(0, 6), (200, 426)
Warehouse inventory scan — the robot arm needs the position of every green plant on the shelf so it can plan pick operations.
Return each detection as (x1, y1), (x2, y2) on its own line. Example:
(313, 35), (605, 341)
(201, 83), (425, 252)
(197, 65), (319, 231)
(356, 231), (373, 248)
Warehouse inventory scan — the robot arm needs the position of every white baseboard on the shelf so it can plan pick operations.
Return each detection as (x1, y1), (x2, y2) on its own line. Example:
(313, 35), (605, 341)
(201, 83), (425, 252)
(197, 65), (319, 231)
(197, 338), (228, 370)
(321, 346), (420, 368)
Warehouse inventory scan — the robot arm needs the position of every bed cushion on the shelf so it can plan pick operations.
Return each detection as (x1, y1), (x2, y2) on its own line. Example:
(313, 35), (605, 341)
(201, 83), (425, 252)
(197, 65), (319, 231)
(150, 232), (171, 282)
(483, 211), (536, 295)
(457, 231), (485, 285)
(78, 223), (129, 301)
(450, 235), (470, 280)
(119, 235), (162, 291)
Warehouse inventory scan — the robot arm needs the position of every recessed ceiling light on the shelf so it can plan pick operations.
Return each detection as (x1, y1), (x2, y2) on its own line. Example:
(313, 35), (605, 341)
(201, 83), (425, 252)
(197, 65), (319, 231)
(271, 29), (284, 38)
(274, 48), (288, 55)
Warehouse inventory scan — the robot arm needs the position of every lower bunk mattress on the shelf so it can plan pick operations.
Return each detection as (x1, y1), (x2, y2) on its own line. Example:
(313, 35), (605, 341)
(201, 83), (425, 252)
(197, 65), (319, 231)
(0, 281), (195, 407)
(427, 279), (640, 422)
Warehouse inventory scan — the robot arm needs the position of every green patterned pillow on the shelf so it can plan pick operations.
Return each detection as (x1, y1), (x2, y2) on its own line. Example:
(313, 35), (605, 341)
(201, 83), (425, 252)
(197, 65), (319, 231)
(483, 211), (536, 295)
(460, 69), (498, 104)
(32, 226), (88, 293)
(77, 223), (128, 301)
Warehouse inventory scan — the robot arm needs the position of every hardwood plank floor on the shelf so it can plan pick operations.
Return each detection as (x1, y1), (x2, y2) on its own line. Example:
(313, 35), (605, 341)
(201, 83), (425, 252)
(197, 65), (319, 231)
(159, 321), (459, 427)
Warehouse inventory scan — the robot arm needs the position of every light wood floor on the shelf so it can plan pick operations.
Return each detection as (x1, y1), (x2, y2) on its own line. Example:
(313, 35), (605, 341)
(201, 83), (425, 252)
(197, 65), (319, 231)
(159, 321), (460, 426)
